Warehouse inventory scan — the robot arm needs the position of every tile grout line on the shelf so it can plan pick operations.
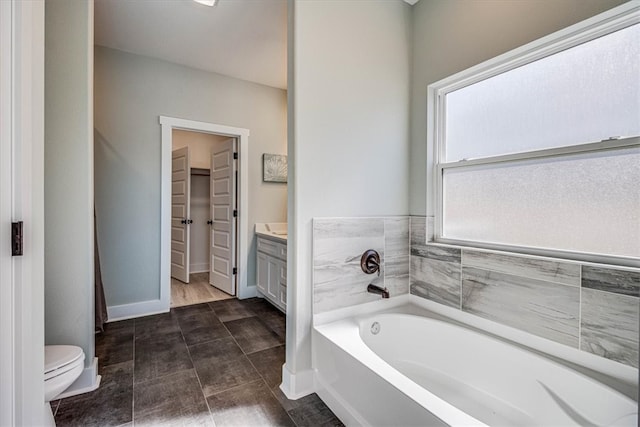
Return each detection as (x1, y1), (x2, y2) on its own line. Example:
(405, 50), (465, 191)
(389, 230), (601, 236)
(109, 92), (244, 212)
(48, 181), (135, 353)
(244, 348), (299, 426)
(219, 306), (296, 424)
(217, 311), (265, 402)
(219, 307), (298, 425)
(241, 352), (299, 426)
(409, 216), (415, 296)
(383, 218), (387, 291)
(219, 312), (284, 357)
(182, 325), (217, 426)
(133, 301), (293, 426)
(459, 250), (463, 311)
(578, 265), (582, 351)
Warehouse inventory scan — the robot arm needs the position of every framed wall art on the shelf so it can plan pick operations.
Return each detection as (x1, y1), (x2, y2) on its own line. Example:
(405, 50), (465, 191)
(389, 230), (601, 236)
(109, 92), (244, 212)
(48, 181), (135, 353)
(263, 153), (287, 183)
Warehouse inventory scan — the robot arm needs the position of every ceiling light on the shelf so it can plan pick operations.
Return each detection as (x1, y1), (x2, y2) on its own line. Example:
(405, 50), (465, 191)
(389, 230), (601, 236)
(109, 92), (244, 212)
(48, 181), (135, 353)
(193, 0), (217, 6)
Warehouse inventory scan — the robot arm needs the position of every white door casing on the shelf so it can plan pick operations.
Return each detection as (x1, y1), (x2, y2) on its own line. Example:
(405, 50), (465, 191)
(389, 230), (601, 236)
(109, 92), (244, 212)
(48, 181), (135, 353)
(1, 0), (45, 424)
(209, 138), (236, 295)
(159, 116), (251, 311)
(171, 146), (191, 283)
(0, 2), (14, 421)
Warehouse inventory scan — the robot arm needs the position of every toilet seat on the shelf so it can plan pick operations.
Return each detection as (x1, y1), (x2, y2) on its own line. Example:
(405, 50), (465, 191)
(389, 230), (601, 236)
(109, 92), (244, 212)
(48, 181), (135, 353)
(45, 345), (84, 381)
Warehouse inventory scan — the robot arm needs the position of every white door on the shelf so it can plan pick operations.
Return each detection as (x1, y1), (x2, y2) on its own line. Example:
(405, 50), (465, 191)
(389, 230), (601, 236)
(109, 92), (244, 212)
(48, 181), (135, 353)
(171, 146), (191, 283)
(209, 138), (237, 295)
(1, 1), (45, 424)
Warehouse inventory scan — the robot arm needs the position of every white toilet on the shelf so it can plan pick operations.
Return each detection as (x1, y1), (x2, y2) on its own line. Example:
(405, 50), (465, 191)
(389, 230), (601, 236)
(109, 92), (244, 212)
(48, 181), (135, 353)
(44, 345), (85, 425)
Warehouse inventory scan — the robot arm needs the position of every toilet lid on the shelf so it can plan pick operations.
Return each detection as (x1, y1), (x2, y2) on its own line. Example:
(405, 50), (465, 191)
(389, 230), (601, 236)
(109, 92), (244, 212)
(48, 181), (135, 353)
(45, 345), (84, 375)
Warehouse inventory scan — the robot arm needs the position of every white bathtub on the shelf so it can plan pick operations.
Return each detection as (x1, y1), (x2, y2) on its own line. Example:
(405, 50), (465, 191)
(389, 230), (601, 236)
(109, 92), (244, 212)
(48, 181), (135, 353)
(313, 295), (638, 426)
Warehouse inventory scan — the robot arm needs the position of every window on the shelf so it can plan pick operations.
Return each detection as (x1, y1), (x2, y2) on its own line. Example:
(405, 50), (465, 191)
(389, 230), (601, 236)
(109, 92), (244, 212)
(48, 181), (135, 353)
(429, 5), (640, 266)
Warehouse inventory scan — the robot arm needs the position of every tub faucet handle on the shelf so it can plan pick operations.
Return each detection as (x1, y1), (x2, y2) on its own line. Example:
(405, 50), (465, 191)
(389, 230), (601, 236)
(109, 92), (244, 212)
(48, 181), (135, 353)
(361, 249), (381, 276)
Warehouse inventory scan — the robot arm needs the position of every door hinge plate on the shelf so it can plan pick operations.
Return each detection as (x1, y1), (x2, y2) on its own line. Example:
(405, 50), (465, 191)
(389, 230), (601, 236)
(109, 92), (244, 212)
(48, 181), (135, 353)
(233, 210), (238, 217)
(233, 152), (238, 160)
(12, 221), (23, 256)
(233, 267), (237, 275)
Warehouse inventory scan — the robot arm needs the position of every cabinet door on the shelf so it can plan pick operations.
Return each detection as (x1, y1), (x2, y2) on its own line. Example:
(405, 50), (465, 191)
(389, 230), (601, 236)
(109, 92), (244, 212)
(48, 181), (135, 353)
(278, 262), (287, 309)
(279, 285), (287, 308)
(256, 252), (269, 294)
(267, 257), (281, 300)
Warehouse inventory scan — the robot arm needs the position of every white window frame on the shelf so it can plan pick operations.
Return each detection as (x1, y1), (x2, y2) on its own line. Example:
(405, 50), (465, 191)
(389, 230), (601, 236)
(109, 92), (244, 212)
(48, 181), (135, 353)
(427, 3), (640, 268)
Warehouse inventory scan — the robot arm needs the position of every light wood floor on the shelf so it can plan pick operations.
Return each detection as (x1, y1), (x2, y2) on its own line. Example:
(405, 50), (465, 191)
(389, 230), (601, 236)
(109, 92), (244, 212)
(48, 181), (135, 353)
(171, 272), (234, 308)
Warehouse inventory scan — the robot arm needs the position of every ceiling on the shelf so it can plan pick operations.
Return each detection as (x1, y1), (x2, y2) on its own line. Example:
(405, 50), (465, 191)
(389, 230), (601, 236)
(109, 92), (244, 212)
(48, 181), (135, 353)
(94, 0), (288, 89)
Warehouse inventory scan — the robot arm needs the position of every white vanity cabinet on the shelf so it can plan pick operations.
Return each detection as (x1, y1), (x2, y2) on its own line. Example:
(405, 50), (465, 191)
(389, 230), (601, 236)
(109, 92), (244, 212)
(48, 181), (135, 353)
(256, 232), (287, 312)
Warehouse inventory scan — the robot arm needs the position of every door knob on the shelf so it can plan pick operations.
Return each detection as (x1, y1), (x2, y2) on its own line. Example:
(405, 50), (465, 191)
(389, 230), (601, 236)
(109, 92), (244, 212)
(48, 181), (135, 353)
(207, 220), (213, 225)
(181, 219), (193, 225)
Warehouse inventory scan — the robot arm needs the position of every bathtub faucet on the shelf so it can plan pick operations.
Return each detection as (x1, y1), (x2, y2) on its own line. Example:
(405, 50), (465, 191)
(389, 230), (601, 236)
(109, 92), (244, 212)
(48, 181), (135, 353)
(367, 283), (390, 299)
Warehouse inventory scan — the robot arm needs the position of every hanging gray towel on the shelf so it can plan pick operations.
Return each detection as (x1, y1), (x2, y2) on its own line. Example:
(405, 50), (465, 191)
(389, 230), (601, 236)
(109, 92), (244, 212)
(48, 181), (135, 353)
(95, 211), (108, 332)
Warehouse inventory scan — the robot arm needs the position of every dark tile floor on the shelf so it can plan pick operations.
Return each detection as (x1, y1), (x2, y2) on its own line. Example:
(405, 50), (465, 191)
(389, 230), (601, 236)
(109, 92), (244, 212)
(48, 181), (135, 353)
(53, 298), (343, 427)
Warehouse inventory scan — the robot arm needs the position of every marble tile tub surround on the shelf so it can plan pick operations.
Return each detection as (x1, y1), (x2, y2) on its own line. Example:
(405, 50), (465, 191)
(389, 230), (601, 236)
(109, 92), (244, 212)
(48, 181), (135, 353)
(313, 217), (409, 313)
(409, 216), (640, 368)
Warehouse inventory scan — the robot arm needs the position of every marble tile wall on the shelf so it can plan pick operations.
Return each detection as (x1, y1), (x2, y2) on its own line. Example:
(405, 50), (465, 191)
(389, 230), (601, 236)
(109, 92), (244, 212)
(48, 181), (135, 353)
(312, 217), (409, 313)
(410, 216), (640, 368)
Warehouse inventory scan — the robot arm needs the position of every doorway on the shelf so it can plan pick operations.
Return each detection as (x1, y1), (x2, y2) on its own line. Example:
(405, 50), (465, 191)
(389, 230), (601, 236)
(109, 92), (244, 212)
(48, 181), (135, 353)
(159, 116), (251, 311)
(170, 129), (237, 307)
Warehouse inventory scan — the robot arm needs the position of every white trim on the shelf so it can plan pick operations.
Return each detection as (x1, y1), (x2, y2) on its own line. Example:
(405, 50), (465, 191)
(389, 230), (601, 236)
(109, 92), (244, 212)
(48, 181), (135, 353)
(242, 285), (258, 299)
(439, 137), (639, 170)
(428, 3), (640, 266)
(159, 116), (251, 308)
(190, 263), (210, 274)
(55, 357), (101, 399)
(0, 2), (16, 423)
(280, 365), (314, 400)
(106, 299), (168, 322)
(0, 1), (45, 425)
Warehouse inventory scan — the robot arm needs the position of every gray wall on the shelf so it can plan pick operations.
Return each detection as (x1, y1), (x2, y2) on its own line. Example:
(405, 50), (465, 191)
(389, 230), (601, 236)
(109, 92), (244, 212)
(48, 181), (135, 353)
(409, 0), (629, 215)
(287, 0), (411, 383)
(45, 0), (95, 365)
(94, 46), (287, 307)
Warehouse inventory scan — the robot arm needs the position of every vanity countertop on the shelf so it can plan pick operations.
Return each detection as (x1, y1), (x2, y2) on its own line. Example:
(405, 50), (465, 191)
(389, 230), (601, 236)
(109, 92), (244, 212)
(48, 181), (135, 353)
(255, 223), (287, 243)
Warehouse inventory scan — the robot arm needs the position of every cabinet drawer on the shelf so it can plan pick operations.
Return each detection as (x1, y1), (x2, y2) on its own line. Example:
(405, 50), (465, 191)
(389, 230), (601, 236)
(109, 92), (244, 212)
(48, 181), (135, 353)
(257, 237), (286, 260)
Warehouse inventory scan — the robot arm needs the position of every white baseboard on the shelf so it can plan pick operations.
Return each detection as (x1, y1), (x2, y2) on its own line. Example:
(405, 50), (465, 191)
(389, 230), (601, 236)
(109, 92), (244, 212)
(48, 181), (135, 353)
(280, 364), (314, 400)
(238, 284), (258, 300)
(56, 357), (101, 399)
(107, 299), (169, 322)
(190, 264), (209, 274)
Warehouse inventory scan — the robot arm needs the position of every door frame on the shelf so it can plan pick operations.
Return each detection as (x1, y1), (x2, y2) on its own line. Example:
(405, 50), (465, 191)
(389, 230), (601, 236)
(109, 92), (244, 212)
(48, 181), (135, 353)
(0, 0), (45, 424)
(159, 116), (251, 305)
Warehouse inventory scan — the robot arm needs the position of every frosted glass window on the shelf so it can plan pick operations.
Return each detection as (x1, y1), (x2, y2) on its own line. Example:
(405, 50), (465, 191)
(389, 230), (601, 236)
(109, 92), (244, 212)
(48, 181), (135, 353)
(442, 148), (640, 258)
(445, 24), (640, 162)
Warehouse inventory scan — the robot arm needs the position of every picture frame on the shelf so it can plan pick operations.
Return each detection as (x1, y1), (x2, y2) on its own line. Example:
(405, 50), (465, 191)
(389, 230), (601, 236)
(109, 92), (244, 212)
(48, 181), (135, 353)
(263, 153), (287, 183)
